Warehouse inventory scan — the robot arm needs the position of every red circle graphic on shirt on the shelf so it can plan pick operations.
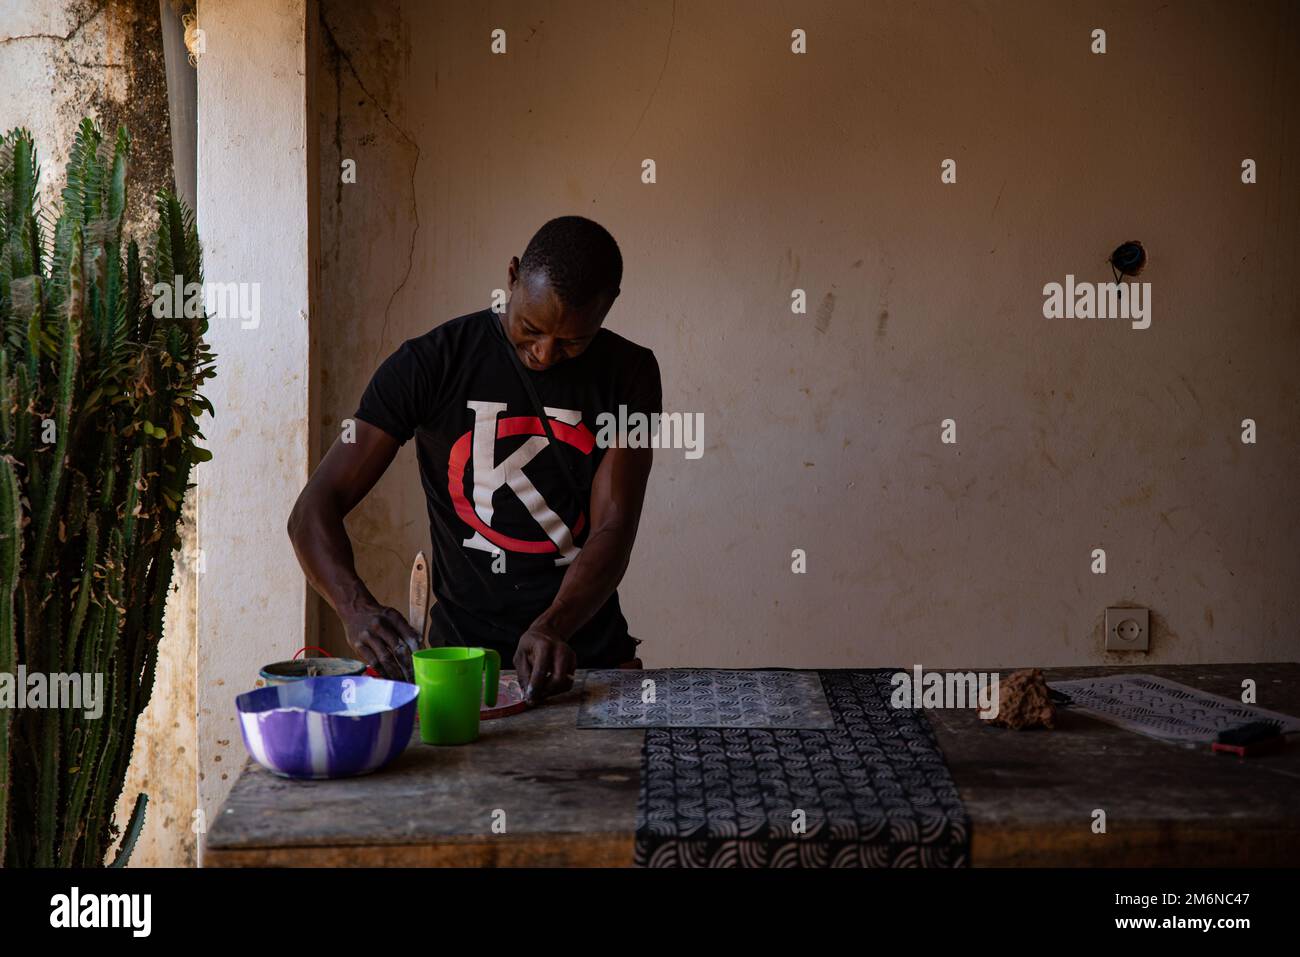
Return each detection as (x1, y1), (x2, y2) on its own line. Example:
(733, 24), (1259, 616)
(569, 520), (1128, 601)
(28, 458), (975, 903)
(447, 415), (594, 554)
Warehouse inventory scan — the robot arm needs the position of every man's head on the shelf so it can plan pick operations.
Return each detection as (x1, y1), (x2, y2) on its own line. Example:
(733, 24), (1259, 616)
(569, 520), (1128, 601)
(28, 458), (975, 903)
(502, 216), (622, 371)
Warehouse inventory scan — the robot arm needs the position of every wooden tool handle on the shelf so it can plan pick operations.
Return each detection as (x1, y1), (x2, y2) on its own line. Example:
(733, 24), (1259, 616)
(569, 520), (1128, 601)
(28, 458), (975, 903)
(408, 550), (432, 648)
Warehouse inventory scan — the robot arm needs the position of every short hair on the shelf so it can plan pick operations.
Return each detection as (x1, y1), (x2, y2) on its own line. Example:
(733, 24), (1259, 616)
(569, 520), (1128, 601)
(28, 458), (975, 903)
(518, 216), (623, 309)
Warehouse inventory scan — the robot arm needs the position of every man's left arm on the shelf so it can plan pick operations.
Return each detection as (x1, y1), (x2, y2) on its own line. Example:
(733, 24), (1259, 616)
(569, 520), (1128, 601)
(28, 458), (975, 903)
(514, 442), (653, 703)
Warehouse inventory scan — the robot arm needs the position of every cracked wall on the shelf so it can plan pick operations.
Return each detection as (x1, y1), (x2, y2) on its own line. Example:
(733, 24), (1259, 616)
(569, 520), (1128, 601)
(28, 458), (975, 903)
(0, 0), (197, 866)
(314, 0), (418, 657)
(312, 1), (1300, 672)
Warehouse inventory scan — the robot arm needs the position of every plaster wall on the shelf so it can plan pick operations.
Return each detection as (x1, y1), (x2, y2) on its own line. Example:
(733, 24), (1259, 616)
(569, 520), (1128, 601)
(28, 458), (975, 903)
(313, 0), (1300, 672)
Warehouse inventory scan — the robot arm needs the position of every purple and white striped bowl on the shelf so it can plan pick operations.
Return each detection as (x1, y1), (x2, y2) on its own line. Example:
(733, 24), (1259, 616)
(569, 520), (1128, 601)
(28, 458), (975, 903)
(236, 676), (418, 780)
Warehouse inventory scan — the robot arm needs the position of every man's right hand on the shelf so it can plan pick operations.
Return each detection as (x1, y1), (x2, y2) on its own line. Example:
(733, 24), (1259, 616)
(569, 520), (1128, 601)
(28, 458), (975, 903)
(288, 420), (418, 684)
(340, 602), (422, 682)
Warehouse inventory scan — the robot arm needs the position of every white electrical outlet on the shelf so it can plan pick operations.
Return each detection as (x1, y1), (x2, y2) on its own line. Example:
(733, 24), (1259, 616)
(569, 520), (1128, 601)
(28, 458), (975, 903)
(1105, 607), (1150, 651)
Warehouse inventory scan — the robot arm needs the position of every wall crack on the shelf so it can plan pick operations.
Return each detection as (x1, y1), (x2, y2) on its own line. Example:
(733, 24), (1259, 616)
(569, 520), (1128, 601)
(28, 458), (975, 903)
(0, 0), (108, 44)
(319, 6), (421, 366)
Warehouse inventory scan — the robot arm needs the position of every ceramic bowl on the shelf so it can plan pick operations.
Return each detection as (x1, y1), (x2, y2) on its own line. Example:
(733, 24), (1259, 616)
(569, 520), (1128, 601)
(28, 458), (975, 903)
(257, 656), (368, 687)
(236, 676), (418, 780)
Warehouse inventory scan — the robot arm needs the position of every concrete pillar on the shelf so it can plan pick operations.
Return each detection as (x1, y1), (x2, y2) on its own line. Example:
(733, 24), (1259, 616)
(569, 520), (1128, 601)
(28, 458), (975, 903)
(195, 0), (316, 838)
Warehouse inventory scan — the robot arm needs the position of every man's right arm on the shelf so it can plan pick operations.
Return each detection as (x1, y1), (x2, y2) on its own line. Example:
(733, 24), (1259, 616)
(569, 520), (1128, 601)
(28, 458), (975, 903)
(287, 419), (423, 681)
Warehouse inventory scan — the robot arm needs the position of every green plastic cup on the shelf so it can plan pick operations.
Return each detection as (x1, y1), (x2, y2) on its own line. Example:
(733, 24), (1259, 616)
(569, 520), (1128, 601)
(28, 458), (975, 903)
(412, 647), (500, 745)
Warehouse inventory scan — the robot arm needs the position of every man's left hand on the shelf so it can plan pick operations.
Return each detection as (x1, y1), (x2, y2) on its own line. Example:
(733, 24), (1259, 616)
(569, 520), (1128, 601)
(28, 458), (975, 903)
(514, 628), (577, 705)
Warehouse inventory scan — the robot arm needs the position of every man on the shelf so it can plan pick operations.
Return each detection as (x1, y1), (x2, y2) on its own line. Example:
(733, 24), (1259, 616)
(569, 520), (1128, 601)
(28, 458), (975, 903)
(288, 216), (660, 704)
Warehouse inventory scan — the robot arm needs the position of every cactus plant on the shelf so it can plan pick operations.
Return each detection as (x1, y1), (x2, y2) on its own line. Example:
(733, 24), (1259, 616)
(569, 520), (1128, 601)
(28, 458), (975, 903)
(0, 119), (214, 867)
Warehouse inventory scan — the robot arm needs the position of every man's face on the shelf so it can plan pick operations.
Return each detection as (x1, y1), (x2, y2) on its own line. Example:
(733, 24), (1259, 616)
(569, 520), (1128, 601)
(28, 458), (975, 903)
(502, 258), (615, 371)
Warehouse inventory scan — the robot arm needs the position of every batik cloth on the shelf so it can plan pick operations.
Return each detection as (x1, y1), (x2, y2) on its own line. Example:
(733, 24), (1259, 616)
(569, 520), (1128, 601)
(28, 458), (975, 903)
(635, 669), (970, 867)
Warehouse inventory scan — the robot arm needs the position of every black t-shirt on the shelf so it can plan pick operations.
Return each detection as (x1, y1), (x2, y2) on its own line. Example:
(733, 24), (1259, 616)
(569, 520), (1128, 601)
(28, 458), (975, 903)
(354, 308), (661, 666)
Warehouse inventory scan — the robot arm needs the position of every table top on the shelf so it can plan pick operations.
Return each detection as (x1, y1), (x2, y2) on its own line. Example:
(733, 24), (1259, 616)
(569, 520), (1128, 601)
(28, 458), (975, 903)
(203, 662), (1300, 867)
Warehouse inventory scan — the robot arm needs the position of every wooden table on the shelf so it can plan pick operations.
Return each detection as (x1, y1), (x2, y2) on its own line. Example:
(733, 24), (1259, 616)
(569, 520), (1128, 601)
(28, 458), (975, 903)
(203, 663), (1300, 867)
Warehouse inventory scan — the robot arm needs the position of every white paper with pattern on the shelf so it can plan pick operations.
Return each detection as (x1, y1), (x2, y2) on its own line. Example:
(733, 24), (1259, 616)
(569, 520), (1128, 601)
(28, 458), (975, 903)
(1047, 673), (1300, 745)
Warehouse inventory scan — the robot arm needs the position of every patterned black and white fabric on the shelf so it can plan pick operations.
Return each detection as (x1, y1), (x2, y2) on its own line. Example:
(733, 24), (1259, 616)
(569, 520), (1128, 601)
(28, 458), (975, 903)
(635, 670), (969, 867)
(579, 668), (835, 729)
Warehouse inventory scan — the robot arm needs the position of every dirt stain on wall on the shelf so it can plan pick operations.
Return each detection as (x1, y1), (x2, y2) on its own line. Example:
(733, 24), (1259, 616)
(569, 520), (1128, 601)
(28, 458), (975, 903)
(815, 291), (836, 333)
